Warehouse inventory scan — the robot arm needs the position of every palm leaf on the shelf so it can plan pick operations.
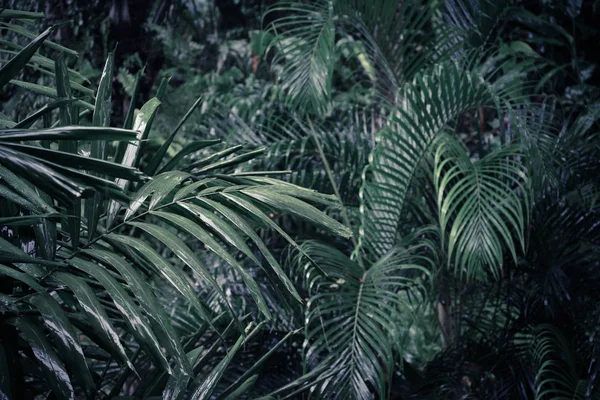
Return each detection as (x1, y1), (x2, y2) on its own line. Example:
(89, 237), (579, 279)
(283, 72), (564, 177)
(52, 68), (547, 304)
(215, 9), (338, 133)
(356, 57), (528, 264)
(268, 0), (335, 115)
(515, 324), (595, 400)
(433, 137), (528, 280)
(298, 240), (432, 399)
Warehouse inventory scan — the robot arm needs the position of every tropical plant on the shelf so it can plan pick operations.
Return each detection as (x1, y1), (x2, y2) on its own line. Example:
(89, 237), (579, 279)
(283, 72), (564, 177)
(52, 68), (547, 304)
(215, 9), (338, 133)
(0, 9), (351, 399)
(245, 0), (600, 399)
(2, 0), (600, 399)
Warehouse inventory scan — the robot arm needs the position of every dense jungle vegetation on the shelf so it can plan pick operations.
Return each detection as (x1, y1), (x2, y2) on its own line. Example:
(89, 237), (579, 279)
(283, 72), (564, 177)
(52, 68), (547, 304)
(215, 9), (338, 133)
(1, 0), (600, 399)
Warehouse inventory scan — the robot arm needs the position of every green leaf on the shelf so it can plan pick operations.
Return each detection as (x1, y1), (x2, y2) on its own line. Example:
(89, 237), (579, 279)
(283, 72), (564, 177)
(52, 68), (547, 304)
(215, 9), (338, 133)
(0, 147), (88, 204)
(434, 139), (528, 280)
(0, 183), (38, 211)
(122, 68), (145, 129)
(221, 375), (258, 400)
(199, 197), (302, 303)
(0, 9), (45, 19)
(357, 59), (526, 262)
(159, 140), (222, 174)
(145, 95), (204, 176)
(0, 213), (62, 226)
(190, 323), (258, 400)
(55, 56), (74, 128)
(105, 233), (217, 327)
(162, 344), (206, 400)
(124, 171), (189, 220)
(0, 145), (131, 204)
(32, 189), (58, 260)
(10, 317), (74, 400)
(220, 192), (320, 270)
(7, 80), (94, 110)
(67, 257), (172, 374)
(184, 202), (263, 263)
(107, 97), (162, 228)
(0, 40), (86, 82)
(0, 22), (78, 56)
(268, 0), (335, 114)
(0, 143), (145, 181)
(183, 145), (244, 172)
(81, 248), (192, 375)
(155, 76), (171, 100)
(67, 199), (81, 250)
(28, 294), (96, 394)
(0, 236), (60, 266)
(218, 328), (301, 399)
(515, 324), (586, 400)
(0, 263), (45, 292)
(92, 51), (114, 128)
(86, 51), (115, 239)
(0, 118), (15, 128)
(0, 25), (54, 89)
(51, 272), (135, 373)
(509, 40), (539, 57)
(191, 147), (267, 174)
(0, 126), (137, 142)
(172, 178), (217, 201)
(299, 242), (431, 399)
(241, 188), (352, 238)
(149, 211), (272, 319)
(19, 61), (93, 96)
(0, 164), (56, 213)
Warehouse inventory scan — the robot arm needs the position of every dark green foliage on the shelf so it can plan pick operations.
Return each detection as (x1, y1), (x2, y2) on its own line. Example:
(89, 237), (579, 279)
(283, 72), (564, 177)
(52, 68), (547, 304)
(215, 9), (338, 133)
(1, 0), (600, 399)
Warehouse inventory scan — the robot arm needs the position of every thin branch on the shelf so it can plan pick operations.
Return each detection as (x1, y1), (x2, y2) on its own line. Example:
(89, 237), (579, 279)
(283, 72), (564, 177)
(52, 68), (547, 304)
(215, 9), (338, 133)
(307, 119), (359, 251)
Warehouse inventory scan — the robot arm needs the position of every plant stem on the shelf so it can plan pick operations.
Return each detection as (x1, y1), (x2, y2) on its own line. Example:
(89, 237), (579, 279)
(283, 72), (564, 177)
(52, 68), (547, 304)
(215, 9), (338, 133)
(307, 120), (358, 250)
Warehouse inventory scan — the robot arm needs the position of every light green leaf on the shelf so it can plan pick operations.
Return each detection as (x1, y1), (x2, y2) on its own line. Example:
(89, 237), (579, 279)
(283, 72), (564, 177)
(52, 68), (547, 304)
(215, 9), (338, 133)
(107, 97), (162, 228)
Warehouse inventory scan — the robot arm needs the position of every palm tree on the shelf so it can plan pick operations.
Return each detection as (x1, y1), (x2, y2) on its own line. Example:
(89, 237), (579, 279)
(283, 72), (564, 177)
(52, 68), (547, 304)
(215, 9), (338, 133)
(237, 0), (600, 398)
(0, 10), (351, 399)
(2, 0), (600, 398)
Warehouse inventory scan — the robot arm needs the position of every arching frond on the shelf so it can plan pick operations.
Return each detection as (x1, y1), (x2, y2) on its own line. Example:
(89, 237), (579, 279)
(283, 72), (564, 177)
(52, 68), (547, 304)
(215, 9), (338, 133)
(267, 0), (336, 115)
(433, 138), (529, 281)
(515, 324), (597, 400)
(267, 0), (445, 113)
(356, 58), (527, 263)
(296, 241), (432, 399)
(441, 0), (510, 51)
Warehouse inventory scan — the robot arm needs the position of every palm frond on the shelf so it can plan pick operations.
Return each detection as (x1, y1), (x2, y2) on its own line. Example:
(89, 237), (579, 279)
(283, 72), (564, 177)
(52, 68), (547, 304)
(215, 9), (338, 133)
(267, 0), (336, 115)
(515, 324), (596, 400)
(356, 57), (528, 264)
(441, 0), (510, 51)
(296, 240), (432, 399)
(268, 0), (446, 113)
(433, 137), (528, 280)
